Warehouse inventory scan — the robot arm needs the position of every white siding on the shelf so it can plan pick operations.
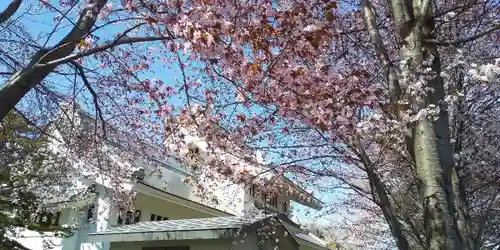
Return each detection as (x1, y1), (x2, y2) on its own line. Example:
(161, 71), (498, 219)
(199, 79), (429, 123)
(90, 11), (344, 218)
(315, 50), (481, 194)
(107, 230), (298, 250)
(141, 159), (192, 200)
(133, 193), (217, 220)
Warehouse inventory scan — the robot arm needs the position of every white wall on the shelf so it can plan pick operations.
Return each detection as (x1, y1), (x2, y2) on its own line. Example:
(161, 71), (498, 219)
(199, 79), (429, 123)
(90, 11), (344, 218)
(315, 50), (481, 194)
(107, 230), (298, 250)
(140, 158), (192, 199)
(8, 230), (63, 250)
(191, 176), (246, 216)
(8, 206), (88, 250)
(133, 193), (217, 220)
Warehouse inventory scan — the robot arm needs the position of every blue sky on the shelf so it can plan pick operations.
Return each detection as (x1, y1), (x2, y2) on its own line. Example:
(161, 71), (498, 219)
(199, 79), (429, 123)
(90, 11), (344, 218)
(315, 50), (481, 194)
(0, 0), (345, 227)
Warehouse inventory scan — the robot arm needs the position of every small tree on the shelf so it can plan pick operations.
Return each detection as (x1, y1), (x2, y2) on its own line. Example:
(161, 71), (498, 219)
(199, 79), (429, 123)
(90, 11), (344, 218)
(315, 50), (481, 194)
(0, 111), (78, 249)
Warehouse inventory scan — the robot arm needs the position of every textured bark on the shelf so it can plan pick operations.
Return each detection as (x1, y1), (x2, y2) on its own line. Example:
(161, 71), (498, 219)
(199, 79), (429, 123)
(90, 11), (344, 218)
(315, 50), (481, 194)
(356, 138), (410, 250)
(360, 2), (411, 248)
(0, 0), (107, 121)
(0, 0), (22, 25)
(395, 0), (463, 248)
(363, 0), (470, 248)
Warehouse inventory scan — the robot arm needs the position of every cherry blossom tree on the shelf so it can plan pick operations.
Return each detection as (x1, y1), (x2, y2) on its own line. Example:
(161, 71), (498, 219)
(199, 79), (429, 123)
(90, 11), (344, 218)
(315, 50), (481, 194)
(154, 0), (499, 249)
(0, 0), (499, 250)
(0, 111), (93, 249)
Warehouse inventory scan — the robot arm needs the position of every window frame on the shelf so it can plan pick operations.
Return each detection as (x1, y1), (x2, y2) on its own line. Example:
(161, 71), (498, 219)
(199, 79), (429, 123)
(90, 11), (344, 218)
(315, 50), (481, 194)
(33, 211), (61, 229)
(249, 184), (257, 197)
(117, 209), (141, 225)
(150, 213), (169, 221)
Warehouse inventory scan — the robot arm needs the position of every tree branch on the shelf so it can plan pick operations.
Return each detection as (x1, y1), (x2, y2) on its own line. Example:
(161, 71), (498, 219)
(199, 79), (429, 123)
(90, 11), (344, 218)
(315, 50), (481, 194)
(354, 134), (410, 250)
(0, 0), (22, 26)
(426, 25), (500, 46)
(72, 62), (106, 138)
(37, 35), (176, 68)
(0, 0), (107, 121)
(474, 189), (500, 250)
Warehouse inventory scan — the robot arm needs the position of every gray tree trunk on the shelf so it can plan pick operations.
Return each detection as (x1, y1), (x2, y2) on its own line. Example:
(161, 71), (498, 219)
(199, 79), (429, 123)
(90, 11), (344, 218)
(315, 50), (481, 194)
(363, 0), (472, 248)
(394, 0), (466, 249)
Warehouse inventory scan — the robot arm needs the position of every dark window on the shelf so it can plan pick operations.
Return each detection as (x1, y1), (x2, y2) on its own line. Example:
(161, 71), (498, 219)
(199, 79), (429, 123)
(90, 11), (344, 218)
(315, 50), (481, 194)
(34, 211), (61, 227)
(87, 204), (95, 221)
(249, 184), (257, 197)
(187, 147), (201, 162)
(118, 209), (141, 225)
(262, 193), (278, 207)
(134, 210), (141, 224)
(54, 213), (60, 225)
(269, 196), (278, 207)
(282, 201), (288, 213)
(125, 211), (134, 224)
(189, 147), (199, 154)
(150, 213), (169, 221)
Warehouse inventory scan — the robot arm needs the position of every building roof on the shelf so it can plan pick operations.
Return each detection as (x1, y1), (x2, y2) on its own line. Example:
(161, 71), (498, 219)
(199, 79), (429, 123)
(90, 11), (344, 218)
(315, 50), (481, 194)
(294, 233), (328, 247)
(87, 215), (329, 249)
(89, 216), (252, 236)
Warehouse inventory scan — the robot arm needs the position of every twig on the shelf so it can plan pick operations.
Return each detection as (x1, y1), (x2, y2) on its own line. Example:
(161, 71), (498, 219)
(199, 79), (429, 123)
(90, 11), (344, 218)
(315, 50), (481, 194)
(72, 62), (107, 138)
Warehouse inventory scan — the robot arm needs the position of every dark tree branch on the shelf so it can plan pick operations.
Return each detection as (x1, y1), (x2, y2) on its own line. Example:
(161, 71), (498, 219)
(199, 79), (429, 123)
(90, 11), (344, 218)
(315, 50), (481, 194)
(474, 189), (500, 250)
(0, 0), (22, 26)
(0, 0), (108, 121)
(426, 25), (500, 46)
(72, 62), (107, 138)
(37, 35), (176, 68)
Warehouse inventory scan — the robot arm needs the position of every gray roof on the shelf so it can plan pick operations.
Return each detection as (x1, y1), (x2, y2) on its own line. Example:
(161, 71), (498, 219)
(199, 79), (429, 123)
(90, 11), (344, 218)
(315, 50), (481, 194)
(294, 233), (327, 247)
(90, 216), (258, 236)
(88, 215), (328, 249)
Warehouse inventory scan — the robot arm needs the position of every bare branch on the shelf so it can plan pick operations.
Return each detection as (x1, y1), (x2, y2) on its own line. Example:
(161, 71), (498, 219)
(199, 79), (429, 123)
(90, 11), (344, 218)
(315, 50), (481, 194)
(426, 25), (500, 46)
(37, 35), (176, 68)
(72, 62), (107, 138)
(474, 189), (500, 249)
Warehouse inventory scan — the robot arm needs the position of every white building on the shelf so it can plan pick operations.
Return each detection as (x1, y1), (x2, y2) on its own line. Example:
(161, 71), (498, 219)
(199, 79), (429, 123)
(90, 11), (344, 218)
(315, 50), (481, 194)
(11, 105), (328, 250)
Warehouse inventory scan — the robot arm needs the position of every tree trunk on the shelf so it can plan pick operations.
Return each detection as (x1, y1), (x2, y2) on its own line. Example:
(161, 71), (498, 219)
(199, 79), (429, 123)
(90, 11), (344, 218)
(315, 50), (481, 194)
(394, 0), (464, 248)
(0, 0), (107, 121)
(363, 0), (470, 248)
(356, 137), (410, 249)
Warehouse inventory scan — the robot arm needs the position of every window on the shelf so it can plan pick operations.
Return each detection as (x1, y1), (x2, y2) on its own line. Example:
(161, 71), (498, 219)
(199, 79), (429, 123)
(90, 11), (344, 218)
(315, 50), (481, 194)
(34, 211), (61, 227)
(262, 193), (278, 207)
(268, 195), (278, 207)
(188, 147), (200, 160)
(87, 204), (95, 221)
(249, 184), (257, 197)
(189, 147), (200, 155)
(282, 201), (288, 213)
(150, 213), (168, 221)
(117, 209), (141, 225)
(187, 145), (204, 163)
